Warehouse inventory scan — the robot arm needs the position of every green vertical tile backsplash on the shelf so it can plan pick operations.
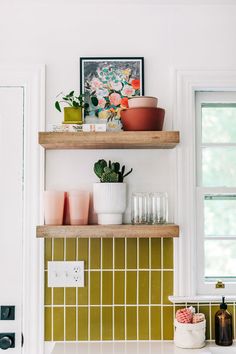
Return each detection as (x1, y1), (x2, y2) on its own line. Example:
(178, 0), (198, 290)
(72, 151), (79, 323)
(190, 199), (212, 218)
(45, 236), (184, 342)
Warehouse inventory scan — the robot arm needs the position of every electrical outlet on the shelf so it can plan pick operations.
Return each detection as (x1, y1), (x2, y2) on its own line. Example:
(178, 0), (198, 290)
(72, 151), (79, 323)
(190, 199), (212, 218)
(48, 261), (84, 287)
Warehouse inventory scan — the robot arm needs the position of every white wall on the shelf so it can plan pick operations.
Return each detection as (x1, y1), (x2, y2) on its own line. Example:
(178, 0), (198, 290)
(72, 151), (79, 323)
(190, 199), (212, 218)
(1, 0), (236, 223)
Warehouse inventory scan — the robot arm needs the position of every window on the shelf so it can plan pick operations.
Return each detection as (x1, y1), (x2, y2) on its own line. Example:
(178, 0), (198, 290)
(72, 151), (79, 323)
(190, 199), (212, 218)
(196, 92), (236, 295)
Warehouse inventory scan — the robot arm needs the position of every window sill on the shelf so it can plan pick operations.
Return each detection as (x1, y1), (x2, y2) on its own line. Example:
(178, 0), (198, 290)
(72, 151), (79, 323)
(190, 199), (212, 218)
(169, 295), (236, 303)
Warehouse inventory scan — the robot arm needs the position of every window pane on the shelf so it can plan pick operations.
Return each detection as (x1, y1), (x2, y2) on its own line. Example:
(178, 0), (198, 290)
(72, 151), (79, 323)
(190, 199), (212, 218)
(204, 195), (236, 236)
(205, 240), (236, 278)
(202, 104), (236, 143)
(202, 147), (236, 187)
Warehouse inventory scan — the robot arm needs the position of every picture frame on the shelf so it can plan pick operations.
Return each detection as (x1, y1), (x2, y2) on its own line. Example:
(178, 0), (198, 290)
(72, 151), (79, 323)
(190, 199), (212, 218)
(80, 57), (144, 129)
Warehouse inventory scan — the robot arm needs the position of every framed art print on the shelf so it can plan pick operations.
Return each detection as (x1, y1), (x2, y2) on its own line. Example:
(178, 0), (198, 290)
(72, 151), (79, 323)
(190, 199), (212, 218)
(80, 57), (144, 130)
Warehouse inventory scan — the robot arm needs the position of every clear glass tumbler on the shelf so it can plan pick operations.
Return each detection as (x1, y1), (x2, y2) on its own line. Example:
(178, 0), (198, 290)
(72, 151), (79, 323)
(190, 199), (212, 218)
(148, 192), (168, 224)
(131, 192), (149, 224)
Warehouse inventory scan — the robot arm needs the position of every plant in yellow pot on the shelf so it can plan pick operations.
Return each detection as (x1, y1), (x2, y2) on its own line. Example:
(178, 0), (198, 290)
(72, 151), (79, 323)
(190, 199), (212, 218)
(55, 90), (98, 124)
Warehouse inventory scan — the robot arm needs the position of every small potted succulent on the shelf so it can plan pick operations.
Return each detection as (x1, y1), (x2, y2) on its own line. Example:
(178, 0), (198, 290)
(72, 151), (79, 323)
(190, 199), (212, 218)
(55, 90), (98, 124)
(93, 159), (133, 225)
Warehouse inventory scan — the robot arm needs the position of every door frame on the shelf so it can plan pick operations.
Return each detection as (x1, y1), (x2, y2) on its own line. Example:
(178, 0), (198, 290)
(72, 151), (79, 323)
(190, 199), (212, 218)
(0, 65), (45, 354)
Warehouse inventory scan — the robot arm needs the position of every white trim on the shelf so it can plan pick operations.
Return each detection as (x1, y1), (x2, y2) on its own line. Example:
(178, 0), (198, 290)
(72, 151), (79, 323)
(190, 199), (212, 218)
(172, 69), (236, 298)
(169, 295), (236, 303)
(0, 65), (45, 354)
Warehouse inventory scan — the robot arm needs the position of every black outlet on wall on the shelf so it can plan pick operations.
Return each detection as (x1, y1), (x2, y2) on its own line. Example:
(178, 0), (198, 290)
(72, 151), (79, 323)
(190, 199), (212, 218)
(0, 306), (15, 320)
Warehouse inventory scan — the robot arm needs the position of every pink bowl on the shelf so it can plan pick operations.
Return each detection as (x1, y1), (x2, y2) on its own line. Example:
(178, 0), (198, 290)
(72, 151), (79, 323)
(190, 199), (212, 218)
(128, 96), (158, 108)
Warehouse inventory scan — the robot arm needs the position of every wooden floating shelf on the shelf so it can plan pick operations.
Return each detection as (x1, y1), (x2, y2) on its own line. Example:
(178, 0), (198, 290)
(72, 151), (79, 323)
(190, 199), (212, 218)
(38, 131), (180, 150)
(36, 224), (179, 239)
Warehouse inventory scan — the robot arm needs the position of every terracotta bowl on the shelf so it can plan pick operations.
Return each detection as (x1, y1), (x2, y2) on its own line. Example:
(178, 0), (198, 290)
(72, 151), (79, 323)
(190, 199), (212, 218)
(128, 96), (158, 108)
(120, 107), (165, 131)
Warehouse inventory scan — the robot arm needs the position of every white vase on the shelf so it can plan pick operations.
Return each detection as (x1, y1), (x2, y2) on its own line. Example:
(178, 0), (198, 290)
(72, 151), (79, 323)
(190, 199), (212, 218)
(93, 183), (127, 225)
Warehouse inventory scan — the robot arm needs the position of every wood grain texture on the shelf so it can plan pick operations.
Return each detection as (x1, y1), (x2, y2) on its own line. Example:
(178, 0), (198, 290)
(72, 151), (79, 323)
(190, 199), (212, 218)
(36, 224), (179, 238)
(38, 131), (180, 149)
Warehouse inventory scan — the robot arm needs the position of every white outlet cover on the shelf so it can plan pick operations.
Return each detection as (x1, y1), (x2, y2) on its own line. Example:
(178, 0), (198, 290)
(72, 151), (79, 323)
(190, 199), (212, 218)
(48, 261), (84, 287)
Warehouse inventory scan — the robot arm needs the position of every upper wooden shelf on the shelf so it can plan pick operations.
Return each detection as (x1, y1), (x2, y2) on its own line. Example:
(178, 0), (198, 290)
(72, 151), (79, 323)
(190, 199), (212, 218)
(38, 131), (180, 150)
(36, 224), (179, 238)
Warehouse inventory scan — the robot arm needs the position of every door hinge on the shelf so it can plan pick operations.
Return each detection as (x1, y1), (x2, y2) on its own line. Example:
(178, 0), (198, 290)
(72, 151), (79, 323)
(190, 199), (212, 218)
(21, 333), (24, 347)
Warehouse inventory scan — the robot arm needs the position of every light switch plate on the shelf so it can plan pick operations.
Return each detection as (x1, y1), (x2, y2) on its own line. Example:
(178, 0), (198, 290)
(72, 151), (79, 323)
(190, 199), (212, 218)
(48, 261), (84, 287)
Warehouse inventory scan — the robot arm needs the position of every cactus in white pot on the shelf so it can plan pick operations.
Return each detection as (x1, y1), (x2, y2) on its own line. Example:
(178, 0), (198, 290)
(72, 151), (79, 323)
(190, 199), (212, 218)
(93, 159), (133, 225)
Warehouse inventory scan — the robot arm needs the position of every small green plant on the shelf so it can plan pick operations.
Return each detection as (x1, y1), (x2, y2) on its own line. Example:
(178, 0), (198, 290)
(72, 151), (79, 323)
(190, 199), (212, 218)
(94, 159), (133, 183)
(55, 90), (98, 112)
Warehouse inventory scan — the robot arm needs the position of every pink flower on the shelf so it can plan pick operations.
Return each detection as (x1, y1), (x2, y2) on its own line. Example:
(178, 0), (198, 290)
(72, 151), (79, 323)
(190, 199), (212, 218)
(121, 84), (135, 97)
(90, 78), (102, 91)
(109, 92), (121, 106)
(110, 81), (122, 91)
(98, 98), (106, 108)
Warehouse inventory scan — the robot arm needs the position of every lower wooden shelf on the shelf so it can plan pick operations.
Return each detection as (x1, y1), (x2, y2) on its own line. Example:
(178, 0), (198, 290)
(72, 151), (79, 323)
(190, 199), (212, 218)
(36, 224), (179, 238)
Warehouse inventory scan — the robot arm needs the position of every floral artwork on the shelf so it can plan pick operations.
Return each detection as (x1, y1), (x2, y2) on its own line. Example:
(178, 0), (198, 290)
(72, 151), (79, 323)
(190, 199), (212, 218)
(80, 57), (144, 129)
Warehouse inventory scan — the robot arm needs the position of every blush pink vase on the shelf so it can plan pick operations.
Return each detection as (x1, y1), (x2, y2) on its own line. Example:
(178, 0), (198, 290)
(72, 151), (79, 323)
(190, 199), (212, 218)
(68, 190), (90, 225)
(44, 191), (65, 225)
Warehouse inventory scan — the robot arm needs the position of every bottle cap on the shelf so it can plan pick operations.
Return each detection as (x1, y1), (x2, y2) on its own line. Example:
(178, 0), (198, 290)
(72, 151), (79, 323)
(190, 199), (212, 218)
(220, 296), (227, 310)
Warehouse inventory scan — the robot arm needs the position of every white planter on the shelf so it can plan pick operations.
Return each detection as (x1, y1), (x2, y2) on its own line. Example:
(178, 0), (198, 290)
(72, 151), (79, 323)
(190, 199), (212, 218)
(174, 319), (206, 349)
(93, 183), (127, 225)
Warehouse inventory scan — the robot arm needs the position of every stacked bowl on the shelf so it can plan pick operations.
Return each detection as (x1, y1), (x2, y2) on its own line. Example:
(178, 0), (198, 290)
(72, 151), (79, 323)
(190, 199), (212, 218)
(120, 96), (165, 131)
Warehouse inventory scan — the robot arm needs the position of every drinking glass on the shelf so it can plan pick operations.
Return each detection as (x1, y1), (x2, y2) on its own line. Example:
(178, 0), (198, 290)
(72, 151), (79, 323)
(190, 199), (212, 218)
(68, 190), (90, 225)
(131, 192), (149, 224)
(44, 191), (65, 225)
(148, 192), (168, 224)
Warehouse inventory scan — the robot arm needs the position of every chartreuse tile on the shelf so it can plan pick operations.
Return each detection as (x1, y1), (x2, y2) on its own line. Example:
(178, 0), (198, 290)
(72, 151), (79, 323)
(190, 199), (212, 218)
(78, 307), (88, 340)
(102, 238), (113, 269)
(114, 271), (125, 304)
(66, 307), (76, 340)
(53, 288), (64, 305)
(151, 271), (161, 304)
(163, 271), (173, 304)
(44, 307), (52, 341)
(199, 305), (210, 340)
(90, 271), (100, 305)
(151, 306), (161, 340)
(90, 239), (101, 269)
(90, 307), (100, 340)
(78, 271), (88, 305)
(151, 239), (161, 269)
(139, 238), (149, 269)
(44, 272), (51, 305)
(78, 238), (88, 269)
(127, 239), (137, 269)
(102, 307), (113, 340)
(139, 307), (149, 339)
(53, 238), (64, 260)
(53, 307), (64, 341)
(163, 306), (174, 340)
(139, 271), (149, 304)
(66, 288), (76, 305)
(126, 271), (137, 304)
(115, 239), (125, 269)
(66, 238), (76, 260)
(102, 271), (113, 305)
(44, 239), (52, 269)
(127, 307), (137, 339)
(114, 307), (125, 340)
(163, 238), (173, 269)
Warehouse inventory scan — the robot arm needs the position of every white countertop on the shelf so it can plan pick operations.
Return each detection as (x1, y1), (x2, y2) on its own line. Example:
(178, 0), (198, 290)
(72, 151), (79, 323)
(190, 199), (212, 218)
(50, 341), (236, 354)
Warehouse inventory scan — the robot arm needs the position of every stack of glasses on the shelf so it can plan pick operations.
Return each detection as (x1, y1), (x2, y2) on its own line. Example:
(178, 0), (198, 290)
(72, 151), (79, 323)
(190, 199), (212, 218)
(131, 192), (168, 225)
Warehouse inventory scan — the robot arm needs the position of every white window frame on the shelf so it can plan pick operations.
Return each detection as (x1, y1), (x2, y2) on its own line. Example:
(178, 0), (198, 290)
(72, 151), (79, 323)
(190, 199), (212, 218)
(172, 69), (236, 300)
(196, 91), (236, 295)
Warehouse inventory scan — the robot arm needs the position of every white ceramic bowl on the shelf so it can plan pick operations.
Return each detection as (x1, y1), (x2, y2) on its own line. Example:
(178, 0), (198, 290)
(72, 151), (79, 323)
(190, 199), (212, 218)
(128, 96), (158, 108)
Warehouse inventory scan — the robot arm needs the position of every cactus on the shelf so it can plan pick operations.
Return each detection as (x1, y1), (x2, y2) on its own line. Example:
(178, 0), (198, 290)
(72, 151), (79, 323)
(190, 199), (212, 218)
(94, 159), (133, 183)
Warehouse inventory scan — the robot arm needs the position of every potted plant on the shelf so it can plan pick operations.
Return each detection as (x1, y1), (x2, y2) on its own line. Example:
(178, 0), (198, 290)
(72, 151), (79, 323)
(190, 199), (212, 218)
(93, 159), (133, 225)
(55, 90), (98, 124)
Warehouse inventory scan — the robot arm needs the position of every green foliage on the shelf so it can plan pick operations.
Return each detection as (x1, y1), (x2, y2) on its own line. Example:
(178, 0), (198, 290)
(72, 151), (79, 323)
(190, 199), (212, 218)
(55, 90), (98, 112)
(94, 159), (133, 183)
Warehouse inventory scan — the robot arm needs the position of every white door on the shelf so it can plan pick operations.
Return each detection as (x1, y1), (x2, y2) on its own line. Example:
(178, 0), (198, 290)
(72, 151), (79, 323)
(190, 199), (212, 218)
(0, 87), (24, 352)
(0, 66), (45, 354)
